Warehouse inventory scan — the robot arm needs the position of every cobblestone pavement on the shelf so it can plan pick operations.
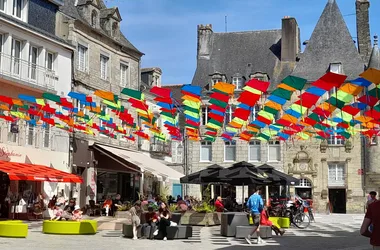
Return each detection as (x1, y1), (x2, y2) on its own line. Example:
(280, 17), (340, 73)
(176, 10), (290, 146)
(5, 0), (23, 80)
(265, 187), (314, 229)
(0, 214), (373, 250)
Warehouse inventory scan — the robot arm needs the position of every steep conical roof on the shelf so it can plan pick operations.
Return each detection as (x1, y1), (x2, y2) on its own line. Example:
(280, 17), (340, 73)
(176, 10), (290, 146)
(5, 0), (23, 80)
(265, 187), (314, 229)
(368, 35), (380, 69)
(292, 0), (364, 81)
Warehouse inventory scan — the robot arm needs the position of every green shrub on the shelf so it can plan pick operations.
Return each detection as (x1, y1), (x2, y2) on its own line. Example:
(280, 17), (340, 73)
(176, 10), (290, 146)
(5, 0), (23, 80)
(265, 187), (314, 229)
(193, 202), (215, 213)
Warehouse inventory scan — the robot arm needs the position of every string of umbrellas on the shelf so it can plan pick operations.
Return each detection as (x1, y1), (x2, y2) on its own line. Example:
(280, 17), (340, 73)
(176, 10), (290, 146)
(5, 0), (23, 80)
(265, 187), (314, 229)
(180, 161), (300, 204)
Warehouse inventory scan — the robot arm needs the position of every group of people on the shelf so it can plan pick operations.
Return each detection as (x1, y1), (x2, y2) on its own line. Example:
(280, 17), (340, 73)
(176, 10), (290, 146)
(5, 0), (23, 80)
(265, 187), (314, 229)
(129, 201), (177, 241)
(361, 191), (379, 250)
(101, 194), (123, 216)
(50, 199), (83, 221)
(245, 186), (285, 245)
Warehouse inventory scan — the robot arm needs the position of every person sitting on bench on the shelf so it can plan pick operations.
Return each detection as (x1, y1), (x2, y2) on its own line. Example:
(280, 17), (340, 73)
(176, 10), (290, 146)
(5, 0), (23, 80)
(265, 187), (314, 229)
(261, 206), (285, 236)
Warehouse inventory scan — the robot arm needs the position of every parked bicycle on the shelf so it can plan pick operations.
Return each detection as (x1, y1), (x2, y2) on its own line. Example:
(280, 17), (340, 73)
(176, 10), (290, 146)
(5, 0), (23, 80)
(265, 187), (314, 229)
(284, 195), (311, 229)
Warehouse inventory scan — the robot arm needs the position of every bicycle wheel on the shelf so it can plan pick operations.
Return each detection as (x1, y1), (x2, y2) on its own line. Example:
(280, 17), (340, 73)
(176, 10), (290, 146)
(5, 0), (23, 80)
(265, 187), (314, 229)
(293, 213), (311, 229)
(308, 209), (315, 222)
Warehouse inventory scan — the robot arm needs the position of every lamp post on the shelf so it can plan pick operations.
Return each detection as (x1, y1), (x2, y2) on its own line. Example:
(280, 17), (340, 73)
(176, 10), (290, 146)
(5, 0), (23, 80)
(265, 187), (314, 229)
(178, 134), (188, 197)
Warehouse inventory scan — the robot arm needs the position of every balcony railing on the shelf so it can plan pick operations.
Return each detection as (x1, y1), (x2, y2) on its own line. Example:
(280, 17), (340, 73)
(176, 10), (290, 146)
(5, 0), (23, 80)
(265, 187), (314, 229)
(150, 141), (171, 155)
(0, 52), (57, 90)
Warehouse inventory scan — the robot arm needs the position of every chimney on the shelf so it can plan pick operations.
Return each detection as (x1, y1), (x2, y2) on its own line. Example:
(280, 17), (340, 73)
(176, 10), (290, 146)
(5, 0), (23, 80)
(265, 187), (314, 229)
(197, 24), (213, 60)
(356, 0), (371, 63)
(281, 16), (300, 62)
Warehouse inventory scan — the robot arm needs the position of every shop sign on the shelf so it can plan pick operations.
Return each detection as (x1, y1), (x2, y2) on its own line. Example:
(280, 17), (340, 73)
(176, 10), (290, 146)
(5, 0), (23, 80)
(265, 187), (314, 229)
(0, 147), (22, 161)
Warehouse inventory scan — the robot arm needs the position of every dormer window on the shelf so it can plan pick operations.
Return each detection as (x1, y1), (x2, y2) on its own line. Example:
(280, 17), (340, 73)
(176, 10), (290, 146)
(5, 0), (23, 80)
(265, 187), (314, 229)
(91, 10), (98, 27)
(232, 77), (244, 90)
(112, 22), (118, 37)
(249, 72), (269, 81)
(329, 63), (343, 74)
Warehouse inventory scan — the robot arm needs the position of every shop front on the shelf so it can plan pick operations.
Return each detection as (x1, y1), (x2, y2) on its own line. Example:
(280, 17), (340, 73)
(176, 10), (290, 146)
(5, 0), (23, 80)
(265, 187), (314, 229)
(0, 144), (74, 219)
(0, 161), (82, 220)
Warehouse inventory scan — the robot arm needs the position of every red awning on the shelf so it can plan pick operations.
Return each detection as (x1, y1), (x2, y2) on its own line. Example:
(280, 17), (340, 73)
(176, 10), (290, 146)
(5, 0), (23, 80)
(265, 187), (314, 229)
(0, 161), (83, 183)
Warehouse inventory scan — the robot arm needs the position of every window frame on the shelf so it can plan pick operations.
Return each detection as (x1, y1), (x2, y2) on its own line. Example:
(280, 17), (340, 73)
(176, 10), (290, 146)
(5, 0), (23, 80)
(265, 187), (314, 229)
(29, 44), (38, 81)
(77, 44), (88, 72)
(13, 0), (23, 19)
(200, 141), (212, 162)
(224, 140), (236, 162)
(232, 76), (244, 90)
(224, 105), (235, 126)
(42, 112), (51, 148)
(248, 140), (261, 162)
(295, 178), (312, 188)
(328, 163), (345, 186)
(201, 106), (210, 126)
(99, 104), (108, 137)
(120, 62), (129, 87)
(25, 115), (36, 146)
(0, 0), (6, 12)
(268, 140), (281, 162)
(327, 132), (345, 146)
(100, 54), (109, 80)
(250, 104), (260, 122)
(12, 38), (22, 75)
(46, 51), (55, 71)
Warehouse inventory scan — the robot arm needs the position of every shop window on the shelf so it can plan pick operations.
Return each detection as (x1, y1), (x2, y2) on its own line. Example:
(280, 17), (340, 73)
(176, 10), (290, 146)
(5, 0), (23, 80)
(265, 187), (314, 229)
(224, 140), (236, 162)
(200, 141), (212, 162)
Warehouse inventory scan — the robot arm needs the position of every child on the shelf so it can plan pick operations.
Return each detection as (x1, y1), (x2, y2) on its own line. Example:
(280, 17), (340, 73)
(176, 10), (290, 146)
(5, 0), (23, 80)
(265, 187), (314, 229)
(261, 206), (285, 236)
(51, 203), (63, 221)
(72, 205), (83, 221)
(129, 201), (142, 240)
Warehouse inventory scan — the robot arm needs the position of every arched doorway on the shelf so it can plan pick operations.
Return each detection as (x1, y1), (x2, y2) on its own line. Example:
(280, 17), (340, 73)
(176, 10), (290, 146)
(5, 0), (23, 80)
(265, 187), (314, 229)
(295, 178), (312, 200)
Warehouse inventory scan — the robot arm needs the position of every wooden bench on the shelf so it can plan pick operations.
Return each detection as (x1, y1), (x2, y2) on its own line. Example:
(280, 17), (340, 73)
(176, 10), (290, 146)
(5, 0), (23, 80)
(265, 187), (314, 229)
(235, 225), (272, 239)
(0, 221), (28, 238)
(43, 220), (97, 235)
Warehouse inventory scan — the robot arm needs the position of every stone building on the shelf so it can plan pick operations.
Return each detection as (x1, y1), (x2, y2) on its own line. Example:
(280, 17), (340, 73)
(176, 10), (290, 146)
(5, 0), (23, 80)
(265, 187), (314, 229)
(0, 0), (73, 218)
(56, 0), (182, 206)
(188, 0), (378, 213)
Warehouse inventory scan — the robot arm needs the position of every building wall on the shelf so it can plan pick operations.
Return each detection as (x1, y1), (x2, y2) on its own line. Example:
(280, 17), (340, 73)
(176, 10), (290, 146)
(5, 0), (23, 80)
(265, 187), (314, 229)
(28, 0), (58, 35)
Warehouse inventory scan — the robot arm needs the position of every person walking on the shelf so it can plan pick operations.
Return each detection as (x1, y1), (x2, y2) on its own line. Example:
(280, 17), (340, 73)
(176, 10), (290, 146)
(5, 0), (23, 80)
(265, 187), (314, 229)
(245, 186), (265, 245)
(366, 191), (378, 209)
(360, 199), (380, 249)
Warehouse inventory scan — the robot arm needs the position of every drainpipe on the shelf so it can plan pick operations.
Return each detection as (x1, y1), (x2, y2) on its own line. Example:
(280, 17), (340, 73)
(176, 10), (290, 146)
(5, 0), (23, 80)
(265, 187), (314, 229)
(137, 58), (142, 151)
(361, 135), (366, 212)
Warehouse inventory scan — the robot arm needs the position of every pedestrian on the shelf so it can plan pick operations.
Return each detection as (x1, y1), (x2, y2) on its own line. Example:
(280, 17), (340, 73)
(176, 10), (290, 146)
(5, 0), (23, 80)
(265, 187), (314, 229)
(366, 191), (377, 209)
(214, 196), (225, 212)
(245, 186), (265, 245)
(141, 206), (158, 239)
(154, 202), (172, 241)
(360, 199), (380, 249)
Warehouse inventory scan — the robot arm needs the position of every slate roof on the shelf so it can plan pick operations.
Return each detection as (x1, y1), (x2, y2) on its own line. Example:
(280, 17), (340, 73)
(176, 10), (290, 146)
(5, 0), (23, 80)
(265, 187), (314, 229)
(191, 29), (293, 91)
(292, 0), (365, 81)
(0, 12), (74, 48)
(162, 85), (183, 104)
(368, 35), (380, 69)
(59, 0), (142, 55)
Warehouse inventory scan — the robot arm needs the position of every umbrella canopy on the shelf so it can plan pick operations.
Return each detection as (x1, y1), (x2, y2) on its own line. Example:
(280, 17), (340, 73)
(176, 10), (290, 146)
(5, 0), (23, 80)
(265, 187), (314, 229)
(219, 161), (270, 186)
(180, 164), (223, 184)
(257, 164), (300, 185)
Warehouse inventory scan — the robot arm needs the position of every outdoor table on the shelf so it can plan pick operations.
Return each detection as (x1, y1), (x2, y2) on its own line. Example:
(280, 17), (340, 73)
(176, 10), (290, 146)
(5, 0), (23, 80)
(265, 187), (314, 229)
(220, 212), (249, 237)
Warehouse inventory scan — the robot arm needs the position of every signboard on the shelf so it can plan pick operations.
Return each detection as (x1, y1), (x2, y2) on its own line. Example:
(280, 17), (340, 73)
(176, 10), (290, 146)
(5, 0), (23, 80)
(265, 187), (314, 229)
(0, 147), (22, 161)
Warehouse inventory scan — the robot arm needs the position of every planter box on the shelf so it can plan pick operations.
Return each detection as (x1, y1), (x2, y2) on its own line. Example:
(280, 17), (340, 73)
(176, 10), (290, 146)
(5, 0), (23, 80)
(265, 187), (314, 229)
(180, 211), (221, 226)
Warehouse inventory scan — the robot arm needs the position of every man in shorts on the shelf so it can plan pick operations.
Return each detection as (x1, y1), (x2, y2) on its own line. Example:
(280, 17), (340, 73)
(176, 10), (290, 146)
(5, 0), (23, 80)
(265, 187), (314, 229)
(246, 186), (265, 245)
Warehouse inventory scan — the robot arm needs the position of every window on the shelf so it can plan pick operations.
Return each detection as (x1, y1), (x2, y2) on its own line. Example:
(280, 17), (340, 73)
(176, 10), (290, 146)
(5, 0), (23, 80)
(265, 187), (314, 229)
(327, 133), (345, 145)
(328, 163), (345, 186)
(268, 140), (281, 161)
(0, 0), (5, 11)
(250, 105), (260, 122)
(224, 140), (236, 162)
(29, 45), (38, 80)
(248, 140), (261, 162)
(100, 55), (109, 80)
(13, 0), (22, 18)
(46, 52), (54, 71)
(112, 22), (118, 36)
(232, 77), (244, 90)
(0, 34), (3, 67)
(26, 115), (35, 146)
(12, 38), (21, 75)
(43, 113), (50, 148)
(329, 63), (343, 74)
(120, 63), (128, 87)
(91, 10), (97, 27)
(77, 44), (88, 72)
(200, 141), (212, 162)
(224, 106), (235, 125)
(8, 121), (19, 143)
(297, 178), (312, 187)
(201, 106), (210, 125)
(99, 104), (108, 129)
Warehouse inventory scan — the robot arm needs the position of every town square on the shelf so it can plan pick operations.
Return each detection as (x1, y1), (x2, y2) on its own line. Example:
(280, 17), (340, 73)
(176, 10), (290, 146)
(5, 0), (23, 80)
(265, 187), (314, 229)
(0, 0), (379, 249)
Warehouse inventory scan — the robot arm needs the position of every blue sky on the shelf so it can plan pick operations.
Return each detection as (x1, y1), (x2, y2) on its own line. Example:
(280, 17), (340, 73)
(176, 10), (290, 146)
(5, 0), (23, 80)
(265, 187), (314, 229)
(114, 0), (380, 85)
